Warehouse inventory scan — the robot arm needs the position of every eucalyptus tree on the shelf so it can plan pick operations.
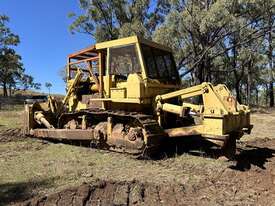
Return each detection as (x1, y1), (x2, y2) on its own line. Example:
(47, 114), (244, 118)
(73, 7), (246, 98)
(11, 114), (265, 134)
(69, 0), (165, 42)
(70, 0), (275, 106)
(153, 0), (274, 104)
(0, 15), (40, 96)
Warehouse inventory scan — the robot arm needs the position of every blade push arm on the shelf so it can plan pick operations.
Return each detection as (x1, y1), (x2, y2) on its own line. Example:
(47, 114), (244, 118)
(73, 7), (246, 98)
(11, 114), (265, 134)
(62, 68), (83, 106)
(155, 82), (252, 138)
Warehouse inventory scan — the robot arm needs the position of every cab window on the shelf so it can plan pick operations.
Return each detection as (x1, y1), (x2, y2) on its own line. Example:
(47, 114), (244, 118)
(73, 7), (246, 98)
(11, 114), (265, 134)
(141, 44), (179, 84)
(109, 44), (141, 78)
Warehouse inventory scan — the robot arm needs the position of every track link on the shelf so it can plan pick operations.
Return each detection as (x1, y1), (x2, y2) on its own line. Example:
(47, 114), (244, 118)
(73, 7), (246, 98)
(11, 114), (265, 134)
(58, 109), (166, 157)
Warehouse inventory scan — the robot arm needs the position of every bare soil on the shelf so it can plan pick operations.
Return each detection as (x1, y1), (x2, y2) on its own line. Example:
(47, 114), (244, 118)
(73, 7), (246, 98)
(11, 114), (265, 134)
(0, 129), (22, 142)
(1, 110), (275, 206)
(14, 138), (275, 206)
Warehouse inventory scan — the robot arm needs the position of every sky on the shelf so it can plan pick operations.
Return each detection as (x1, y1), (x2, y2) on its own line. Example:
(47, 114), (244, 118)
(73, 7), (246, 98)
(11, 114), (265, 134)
(0, 0), (94, 94)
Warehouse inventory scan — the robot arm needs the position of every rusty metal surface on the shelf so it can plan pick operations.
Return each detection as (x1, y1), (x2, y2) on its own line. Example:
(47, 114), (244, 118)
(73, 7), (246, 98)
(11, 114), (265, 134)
(57, 109), (166, 155)
(68, 45), (97, 60)
(32, 129), (94, 140)
(28, 108), (166, 156)
(165, 125), (204, 137)
(69, 56), (99, 65)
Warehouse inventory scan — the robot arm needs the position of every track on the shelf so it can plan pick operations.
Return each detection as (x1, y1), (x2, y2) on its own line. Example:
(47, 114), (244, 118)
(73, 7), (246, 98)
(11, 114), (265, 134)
(34, 109), (167, 157)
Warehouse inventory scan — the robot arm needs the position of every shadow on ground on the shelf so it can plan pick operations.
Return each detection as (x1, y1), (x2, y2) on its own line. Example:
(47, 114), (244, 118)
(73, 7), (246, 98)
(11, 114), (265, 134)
(157, 136), (222, 159)
(156, 136), (275, 172)
(229, 145), (275, 171)
(0, 178), (55, 206)
(35, 136), (275, 173)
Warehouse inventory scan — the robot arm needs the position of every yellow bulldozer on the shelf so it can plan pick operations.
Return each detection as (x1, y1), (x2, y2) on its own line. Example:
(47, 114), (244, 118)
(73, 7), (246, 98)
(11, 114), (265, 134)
(23, 36), (252, 158)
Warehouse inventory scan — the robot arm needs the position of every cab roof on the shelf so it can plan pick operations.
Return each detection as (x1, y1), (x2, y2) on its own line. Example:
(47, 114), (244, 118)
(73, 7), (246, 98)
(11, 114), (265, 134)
(68, 35), (172, 61)
(96, 35), (172, 52)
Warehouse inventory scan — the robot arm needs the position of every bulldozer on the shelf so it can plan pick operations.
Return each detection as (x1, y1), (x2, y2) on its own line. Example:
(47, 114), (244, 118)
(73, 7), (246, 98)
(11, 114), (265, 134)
(23, 36), (252, 158)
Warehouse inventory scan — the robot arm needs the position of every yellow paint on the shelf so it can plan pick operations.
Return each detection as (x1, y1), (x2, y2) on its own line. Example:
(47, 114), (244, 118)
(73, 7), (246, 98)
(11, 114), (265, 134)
(110, 88), (126, 99)
(62, 35), (251, 140)
(96, 35), (172, 52)
(156, 82), (251, 137)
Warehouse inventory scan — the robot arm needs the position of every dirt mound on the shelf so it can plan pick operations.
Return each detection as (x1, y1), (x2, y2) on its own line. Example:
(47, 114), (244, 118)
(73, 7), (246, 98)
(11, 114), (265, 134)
(15, 180), (185, 206)
(0, 128), (22, 142)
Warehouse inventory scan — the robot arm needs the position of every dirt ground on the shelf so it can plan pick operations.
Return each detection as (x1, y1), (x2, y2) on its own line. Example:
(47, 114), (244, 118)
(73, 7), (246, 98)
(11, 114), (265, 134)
(0, 109), (275, 206)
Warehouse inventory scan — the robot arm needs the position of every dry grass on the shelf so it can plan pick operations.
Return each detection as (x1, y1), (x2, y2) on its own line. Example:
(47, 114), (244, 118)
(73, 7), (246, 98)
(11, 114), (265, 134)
(242, 108), (275, 141)
(0, 110), (24, 129)
(0, 88), (64, 97)
(0, 137), (230, 197)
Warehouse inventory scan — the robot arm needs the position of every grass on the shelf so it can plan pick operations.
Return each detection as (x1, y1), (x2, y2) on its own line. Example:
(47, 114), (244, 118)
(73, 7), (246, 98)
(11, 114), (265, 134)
(0, 109), (24, 129)
(2, 107), (271, 202)
(0, 109), (230, 197)
(0, 88), (64, 97)
(242, 108), (275, 141)
(0, 137), (229, 197)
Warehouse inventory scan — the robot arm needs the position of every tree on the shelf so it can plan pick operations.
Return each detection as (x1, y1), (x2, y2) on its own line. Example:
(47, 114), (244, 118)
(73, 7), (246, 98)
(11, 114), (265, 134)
(0, 14), (40, 96)
(0, 15), (21, 96)
(264, 0), (275, 107)
(21, 74), (41, 91)
(153, 0), (275, 104)
(71, 0), (275, 106)
(45, 82), (52, 95)
(59, 66), (67, 83)
(0, 48), (23, 96)
(0, 15), (19, 47)
(69, 0), (165, 42)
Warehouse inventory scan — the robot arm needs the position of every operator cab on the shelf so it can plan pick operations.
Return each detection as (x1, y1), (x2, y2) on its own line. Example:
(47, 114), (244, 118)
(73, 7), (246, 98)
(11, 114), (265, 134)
(96, 36), (181, 103)
(66, 36), (181, 111)
(108, 43), (180, 84)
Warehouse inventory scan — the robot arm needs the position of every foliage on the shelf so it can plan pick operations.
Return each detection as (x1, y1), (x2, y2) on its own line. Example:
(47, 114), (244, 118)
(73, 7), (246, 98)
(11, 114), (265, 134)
(69, 0), (165, 42)
(0, 15), (19, 47)
(153, 0), (275, 105)
(45, 82), (52, 94)
(0, 15), (40, 96)
(20, 74), (41, 90)
(70, 0), (275, 106)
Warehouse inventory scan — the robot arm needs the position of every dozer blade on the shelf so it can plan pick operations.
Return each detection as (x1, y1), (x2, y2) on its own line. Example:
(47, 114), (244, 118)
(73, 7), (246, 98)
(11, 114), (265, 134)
(31, 129), (95, 141)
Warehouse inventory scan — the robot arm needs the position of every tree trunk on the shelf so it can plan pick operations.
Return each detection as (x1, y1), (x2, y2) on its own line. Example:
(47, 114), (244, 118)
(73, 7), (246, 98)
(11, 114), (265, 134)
(3, 82), (8, 97)
(247, 59), (252, 106)
(265, 83), (269, 107)
(235, 80), (241, 103)
(268, 8), (274, 107)
(255, 87), (259, 106)
(232, 33), (242, 103)
(269, 82), (274, 107)
(195, 64), (204, 84)
(8, 84), (12, 97)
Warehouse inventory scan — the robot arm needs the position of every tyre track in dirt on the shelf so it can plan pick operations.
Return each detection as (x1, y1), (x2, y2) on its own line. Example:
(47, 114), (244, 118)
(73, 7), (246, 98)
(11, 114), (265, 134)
(0, 128), (22, 142)
(15, 180), (186, 206)
(1, 124), (275, 206)
(14, 138), (275, 206)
